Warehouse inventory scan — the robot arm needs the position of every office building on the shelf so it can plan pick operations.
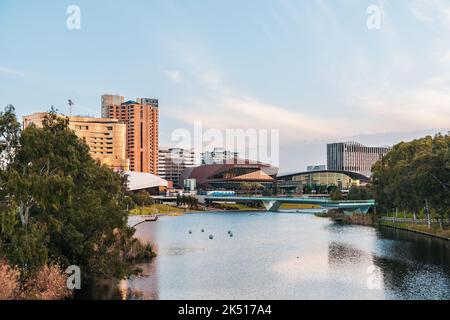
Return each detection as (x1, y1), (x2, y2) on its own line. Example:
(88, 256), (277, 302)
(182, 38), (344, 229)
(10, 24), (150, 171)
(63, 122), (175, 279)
(158, 147), (197, 187)
(327, 141), (391, 177)
(23, 112), (130, 171)
(201, 148), (238, 165)
(102, 95), (159, 174)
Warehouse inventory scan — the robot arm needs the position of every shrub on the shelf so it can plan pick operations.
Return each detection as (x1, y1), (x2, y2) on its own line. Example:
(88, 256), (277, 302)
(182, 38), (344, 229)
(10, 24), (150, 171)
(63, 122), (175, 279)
(0, 260), (20, 300)
(22, 263), (71, 300)
(0, 260), (71, 300)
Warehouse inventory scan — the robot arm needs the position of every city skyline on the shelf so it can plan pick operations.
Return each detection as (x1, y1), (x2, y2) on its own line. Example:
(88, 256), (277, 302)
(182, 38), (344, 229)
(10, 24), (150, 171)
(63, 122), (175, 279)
(1, 0), (450, 172)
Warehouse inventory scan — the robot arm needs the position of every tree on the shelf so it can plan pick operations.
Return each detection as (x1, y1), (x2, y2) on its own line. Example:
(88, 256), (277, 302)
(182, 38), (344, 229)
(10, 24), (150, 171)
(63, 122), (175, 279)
(132, 191), (153, 210)
(0, 105), (21, 170)
(372, 134), (450, 228)
(330, 189), (344, 201)
(239, 182), (253, 196)
(347, 186), (374, 200)
(186, 196), (198, 209)
(0, 107), (149, 282)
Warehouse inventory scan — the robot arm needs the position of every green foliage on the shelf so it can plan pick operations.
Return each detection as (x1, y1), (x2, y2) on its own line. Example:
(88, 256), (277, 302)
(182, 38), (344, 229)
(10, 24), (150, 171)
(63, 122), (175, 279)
(372, 134), (450, 222)
(239, 182), (263, 195)
(346, 186), (374, 200)
(131, 191), (154, 207)
(0, 104), (21, 170)
(330, 189), (344, 201)
(175, 194), (198, 209)
(0, 106), (146, 281)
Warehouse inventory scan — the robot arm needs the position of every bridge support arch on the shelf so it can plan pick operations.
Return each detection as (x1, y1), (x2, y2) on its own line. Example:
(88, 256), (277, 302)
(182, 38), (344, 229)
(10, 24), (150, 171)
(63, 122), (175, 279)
(262, 200), (282, 212)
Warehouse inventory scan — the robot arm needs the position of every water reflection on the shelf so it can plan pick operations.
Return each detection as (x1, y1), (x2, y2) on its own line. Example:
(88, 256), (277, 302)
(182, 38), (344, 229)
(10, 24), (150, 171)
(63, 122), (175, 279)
(328, 242), (366, 266)
(83, 213), (450, 300)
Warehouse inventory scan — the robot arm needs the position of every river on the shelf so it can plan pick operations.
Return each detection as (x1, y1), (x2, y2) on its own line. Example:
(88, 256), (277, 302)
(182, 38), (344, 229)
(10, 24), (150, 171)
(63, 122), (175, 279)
(83, 211), (450, 300)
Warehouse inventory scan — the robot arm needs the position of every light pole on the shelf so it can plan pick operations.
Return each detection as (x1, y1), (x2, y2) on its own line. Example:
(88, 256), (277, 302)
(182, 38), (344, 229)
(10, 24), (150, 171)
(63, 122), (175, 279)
(68, 99), (74, 116)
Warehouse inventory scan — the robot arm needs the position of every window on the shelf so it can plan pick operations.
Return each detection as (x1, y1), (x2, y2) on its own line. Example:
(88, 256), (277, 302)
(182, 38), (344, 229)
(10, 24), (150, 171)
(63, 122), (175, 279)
(140, 123), (143, 148)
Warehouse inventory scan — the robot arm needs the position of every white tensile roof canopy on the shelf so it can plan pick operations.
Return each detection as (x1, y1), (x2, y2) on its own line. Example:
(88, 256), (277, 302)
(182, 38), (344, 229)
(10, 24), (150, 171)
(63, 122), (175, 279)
(123, 171), (169, 191)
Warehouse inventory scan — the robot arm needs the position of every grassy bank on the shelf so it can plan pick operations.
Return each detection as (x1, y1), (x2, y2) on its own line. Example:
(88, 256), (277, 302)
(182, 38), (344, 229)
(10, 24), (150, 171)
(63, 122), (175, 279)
(129, 204), (189, 216)
(129, 203), (260, 216)
(210, 203), (261, 211)
(315, 210), (450, 241)
(379, 220), (450, 240)
(280, 203), (321, 210)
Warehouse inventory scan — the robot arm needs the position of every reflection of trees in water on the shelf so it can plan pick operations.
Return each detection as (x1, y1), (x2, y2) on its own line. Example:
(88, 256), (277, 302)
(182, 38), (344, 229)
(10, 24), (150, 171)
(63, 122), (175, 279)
(373, 228), (450, 300)
(76, 260), (159, 300)
(372, 255), (450, 300)
(371, 255), (409, 298)
(126, 261), (159, 300)
(76, 278), (123, 300)
(327, 242), (367, 266)
(377, 226), (450, 270)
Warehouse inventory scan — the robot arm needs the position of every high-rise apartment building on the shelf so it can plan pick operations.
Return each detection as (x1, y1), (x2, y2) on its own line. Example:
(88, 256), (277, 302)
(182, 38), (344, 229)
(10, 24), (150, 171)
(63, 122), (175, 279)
(158, 147), (197, 187)
(202, 148), (238, 165)
(102, 95), (159, 174)
(101, 94), (124, 118)
(327, 141), (391, 177)
(23, 112), (130, 171)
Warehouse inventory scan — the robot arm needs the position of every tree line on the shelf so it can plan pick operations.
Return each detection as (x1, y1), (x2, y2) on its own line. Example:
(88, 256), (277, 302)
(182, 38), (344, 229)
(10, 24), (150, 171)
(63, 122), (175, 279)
(372, 134), (449, 224)
(0, 106), (153, 299)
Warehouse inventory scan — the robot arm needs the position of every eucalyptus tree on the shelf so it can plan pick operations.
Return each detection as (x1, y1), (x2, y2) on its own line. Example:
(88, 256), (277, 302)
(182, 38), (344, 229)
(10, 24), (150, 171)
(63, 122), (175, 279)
(0, 107), (148, 279)
(372, 134), (450, 227)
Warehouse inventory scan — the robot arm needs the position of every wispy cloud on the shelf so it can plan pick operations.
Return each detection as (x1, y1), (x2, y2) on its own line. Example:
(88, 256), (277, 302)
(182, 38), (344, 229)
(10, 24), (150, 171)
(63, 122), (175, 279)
(409, 0), (450, 31)
(0, 66), (32, 78)
(162, 41), (359, 141)
(162, 69), (182, 83)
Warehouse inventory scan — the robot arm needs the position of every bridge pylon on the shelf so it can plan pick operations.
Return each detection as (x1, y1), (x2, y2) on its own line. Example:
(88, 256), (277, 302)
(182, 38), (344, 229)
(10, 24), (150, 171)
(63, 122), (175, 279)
(262, 200), (282, 212)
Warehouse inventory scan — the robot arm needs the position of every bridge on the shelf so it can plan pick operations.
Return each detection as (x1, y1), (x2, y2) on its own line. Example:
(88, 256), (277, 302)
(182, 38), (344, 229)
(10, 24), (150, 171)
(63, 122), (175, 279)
(204, 196), (376, 214)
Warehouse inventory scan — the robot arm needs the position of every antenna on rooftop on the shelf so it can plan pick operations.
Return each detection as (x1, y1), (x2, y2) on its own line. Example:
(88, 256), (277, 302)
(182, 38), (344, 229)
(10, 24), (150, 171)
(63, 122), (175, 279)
(68, 99), (74, 116)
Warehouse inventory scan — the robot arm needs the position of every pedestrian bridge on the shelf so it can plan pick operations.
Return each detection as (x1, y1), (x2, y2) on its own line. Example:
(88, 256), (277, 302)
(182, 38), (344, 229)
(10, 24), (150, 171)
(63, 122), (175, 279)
(205, 196), (376, 214)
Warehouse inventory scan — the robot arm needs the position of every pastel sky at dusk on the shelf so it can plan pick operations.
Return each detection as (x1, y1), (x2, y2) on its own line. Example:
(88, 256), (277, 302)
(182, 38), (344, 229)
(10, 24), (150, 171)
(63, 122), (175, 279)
(1, 0), (449, 172)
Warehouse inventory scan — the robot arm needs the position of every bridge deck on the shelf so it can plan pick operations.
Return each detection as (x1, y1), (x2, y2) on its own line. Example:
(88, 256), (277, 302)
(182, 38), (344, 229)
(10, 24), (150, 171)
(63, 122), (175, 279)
(205, 196), (376, 211)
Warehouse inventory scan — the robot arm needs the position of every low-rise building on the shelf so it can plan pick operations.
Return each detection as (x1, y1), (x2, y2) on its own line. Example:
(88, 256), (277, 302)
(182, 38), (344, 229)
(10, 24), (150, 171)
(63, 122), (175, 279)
(180, 160), (278, 193)
(278, 170), (370, 194)
(123, 170), (169, 195)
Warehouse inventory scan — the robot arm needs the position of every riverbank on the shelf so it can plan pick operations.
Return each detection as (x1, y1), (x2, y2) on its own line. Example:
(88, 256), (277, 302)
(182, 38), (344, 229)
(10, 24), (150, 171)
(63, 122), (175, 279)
(314, 211), (375, 226)
(314, 211), (450, 241)
(379, 220), (450, 241)
(128, 203), (262, 217)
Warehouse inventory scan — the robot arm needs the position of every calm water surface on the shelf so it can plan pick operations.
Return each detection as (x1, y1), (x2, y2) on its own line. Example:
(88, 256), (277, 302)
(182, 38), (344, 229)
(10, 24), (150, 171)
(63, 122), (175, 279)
(87, 212), (450, 300)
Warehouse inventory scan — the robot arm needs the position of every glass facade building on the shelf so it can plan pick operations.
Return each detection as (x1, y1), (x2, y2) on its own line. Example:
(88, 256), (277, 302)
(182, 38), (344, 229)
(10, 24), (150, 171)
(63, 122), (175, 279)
(278, 170), (371, 194)
(327, 142), (391, 177)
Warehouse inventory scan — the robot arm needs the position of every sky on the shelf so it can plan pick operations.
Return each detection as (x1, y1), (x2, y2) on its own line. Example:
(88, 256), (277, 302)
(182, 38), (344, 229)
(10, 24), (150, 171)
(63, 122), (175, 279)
(1, 0), (449, 173)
